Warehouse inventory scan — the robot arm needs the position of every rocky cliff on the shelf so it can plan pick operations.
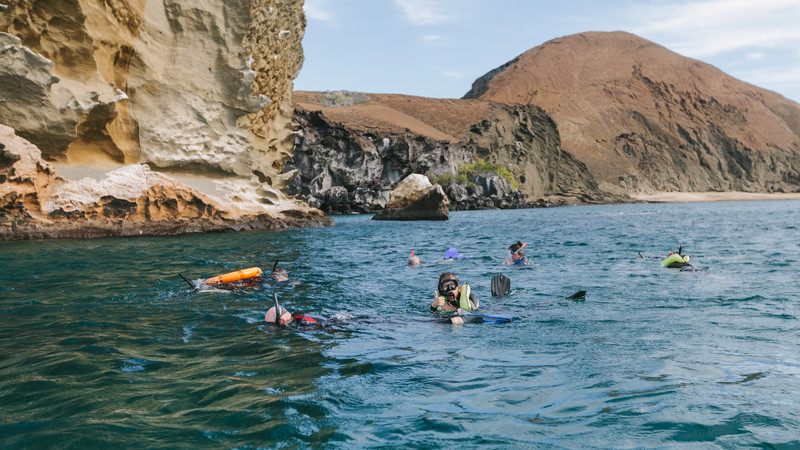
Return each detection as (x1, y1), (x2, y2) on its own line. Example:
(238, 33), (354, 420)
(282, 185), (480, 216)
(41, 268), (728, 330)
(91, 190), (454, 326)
(0, 0), (331, 240)
(466, 31), (800, 196)
(288, 92), (601, 214)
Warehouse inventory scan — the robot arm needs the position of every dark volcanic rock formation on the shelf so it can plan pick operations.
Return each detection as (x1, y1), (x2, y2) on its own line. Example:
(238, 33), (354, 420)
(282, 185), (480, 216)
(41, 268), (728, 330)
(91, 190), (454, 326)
(288, 92), (603, 214)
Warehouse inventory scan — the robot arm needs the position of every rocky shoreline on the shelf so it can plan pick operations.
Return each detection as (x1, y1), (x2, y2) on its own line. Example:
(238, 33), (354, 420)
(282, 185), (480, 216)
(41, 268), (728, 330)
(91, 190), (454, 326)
(284, 104), (606, 215)
(0, 125), (331, 241)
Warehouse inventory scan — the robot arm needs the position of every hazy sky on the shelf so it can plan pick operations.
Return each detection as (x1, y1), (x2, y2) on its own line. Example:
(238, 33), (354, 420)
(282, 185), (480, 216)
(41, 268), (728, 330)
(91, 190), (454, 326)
(294, 0), (800, 104)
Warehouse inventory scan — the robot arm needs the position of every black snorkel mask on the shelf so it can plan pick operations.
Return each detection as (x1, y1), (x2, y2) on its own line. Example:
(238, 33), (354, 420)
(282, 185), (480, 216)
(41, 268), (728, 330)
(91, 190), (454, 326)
(438, 278), (459, 297)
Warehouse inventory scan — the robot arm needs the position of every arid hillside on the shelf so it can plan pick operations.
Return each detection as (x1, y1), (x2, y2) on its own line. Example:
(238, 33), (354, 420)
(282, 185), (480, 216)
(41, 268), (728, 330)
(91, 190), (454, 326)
(466, 31), (800, 195)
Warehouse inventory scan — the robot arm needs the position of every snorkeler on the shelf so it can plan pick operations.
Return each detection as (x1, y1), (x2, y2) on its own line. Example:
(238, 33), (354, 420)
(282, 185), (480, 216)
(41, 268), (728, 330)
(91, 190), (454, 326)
(661, 245), (692, 269)
(179, 261), (292, 291)
(431, 272), (479, 313)
(264, 293), (320, 326)
(408, 250), (421, 266)
(430, 273), (513, 325)
(504, 241), (530, 265)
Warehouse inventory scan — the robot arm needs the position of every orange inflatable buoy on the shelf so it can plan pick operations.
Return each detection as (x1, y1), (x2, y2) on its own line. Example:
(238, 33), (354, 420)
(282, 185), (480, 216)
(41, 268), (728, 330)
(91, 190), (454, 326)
(204, 267), (262, 285)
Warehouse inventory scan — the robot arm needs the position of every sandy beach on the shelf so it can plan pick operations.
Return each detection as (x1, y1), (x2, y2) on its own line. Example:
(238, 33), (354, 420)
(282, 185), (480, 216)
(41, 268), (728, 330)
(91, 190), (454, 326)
(633, 191), (800, 203)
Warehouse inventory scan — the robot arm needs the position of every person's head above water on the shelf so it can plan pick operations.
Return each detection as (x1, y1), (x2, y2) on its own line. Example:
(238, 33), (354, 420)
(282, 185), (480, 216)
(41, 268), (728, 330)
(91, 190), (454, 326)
(509, 241), (526, 256)
(265, 305), (291, 325)
(445, 248), (460, 259)
(432, 271), (478, 313)
(266, 293), (291, 325)
(269, 261), (288, 282)
(507, 241), (527, 264)
(271, 268), (288, 281)
(438, 272), (460, 298)
(408, 250), (421, 266)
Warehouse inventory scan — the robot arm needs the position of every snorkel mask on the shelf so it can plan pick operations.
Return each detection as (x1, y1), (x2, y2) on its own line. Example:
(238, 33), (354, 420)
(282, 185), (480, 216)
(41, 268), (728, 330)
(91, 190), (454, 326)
(438, 277), (459, 297)
(509, 242), (527, 257)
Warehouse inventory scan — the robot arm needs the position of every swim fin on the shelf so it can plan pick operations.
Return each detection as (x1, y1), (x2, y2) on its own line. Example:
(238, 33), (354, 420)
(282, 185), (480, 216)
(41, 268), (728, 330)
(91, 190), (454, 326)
(467, 313), (512, 323)
(567, 290), (586, 300)
(491, 274), (511, 297)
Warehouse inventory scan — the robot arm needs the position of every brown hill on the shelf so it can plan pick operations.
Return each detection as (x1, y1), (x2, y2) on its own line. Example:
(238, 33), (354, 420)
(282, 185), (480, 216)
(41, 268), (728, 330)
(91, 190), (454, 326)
(465, 31), (800, 194)
(293, 91), (492, 142)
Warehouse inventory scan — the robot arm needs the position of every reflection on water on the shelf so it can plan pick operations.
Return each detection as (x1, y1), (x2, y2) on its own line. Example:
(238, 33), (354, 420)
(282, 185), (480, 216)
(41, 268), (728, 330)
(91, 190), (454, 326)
(2, 200), (800, 447)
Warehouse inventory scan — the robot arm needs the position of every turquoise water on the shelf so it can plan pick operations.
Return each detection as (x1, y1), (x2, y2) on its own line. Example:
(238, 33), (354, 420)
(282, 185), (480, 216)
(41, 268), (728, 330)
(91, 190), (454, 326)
(2, 201), (800, 447)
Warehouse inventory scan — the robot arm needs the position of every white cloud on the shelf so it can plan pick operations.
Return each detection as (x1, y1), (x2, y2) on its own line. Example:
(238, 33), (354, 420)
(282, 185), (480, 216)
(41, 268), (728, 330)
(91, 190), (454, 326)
(737, 65), (800, 87)
(423, 34), (446, 44)
(631, 0), (800, 57)
(745, 52), (765, 61)
(304, 0), (338, 24)
(395, 0), (458, 25)
(441, 70), (468, 78)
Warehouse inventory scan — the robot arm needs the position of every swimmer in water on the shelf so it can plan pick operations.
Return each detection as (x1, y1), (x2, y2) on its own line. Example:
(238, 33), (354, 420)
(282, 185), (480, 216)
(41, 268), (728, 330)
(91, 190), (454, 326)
(408, 250), (421, 266)
(504, 241), (530, 265)
(264, 293), (319, 326)
(661, 245), (692, 269)
(431, 272), (479, 325)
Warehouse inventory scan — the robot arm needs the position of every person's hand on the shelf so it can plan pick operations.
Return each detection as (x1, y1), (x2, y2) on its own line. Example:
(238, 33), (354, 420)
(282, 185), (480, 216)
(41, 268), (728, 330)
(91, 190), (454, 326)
(450, 316), (464, 325)
(431, 290), (445, 309)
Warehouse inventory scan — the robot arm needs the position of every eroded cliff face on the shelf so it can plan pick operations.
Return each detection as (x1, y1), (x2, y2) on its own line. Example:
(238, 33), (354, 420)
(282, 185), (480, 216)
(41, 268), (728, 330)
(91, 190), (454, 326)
(0, 0), (330, 240)
(0, 0), (303, 177)
(466, 103), (599, 203)
(289, 31), (800, 213)
(288, 93), (604, 213)
(0, 124), (329, 240)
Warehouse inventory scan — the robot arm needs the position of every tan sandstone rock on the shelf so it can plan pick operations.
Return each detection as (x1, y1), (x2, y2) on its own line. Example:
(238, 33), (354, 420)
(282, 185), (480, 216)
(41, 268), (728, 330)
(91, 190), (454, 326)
(0, 0), (328, 240)
(0, 124), (330, 241)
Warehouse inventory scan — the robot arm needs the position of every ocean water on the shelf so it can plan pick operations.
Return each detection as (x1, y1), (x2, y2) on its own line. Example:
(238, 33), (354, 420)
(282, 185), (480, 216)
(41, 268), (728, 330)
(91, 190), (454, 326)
(2, 200), (799, 448)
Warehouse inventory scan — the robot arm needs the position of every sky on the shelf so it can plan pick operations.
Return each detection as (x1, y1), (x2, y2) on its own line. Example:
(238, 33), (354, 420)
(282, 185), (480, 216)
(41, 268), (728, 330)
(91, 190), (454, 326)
(294, 0), (800, 104)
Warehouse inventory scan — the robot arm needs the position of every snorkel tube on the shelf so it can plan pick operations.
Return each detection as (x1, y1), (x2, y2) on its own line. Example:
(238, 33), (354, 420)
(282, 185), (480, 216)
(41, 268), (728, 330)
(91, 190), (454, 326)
(266, 293), (290, 325)
(266, 293), (281, 325)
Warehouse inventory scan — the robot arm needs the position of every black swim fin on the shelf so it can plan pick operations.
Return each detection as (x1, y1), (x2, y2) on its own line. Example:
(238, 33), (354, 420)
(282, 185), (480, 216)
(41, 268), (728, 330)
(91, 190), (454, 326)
(567, 290), (586, 300)
(491, 274), (511, 297)
(179, 273), (197, 289)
